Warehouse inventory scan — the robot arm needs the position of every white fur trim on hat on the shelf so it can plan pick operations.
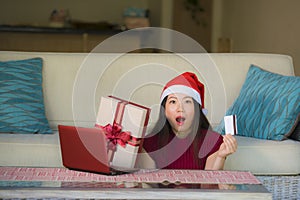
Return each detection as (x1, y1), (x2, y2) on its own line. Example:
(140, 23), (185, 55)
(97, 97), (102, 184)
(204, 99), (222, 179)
(160, 85), (202, 105)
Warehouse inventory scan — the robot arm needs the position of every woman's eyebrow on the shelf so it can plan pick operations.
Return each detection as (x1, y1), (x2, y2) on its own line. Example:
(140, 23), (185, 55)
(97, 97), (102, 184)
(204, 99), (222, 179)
(183, 96), (193, 100)
(168, 96), (177, 100)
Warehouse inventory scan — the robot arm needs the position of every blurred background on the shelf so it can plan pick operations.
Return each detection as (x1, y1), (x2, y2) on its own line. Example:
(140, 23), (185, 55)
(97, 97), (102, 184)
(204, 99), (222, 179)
(0, 0), (299, 75)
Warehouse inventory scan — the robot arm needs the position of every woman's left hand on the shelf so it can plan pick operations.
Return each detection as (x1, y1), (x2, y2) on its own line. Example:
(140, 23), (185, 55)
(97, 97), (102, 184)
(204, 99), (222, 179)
(218, 134), (237, 159)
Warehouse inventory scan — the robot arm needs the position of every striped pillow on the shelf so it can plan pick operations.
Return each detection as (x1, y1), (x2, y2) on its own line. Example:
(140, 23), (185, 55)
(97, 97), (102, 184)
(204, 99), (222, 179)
(215, 65), (300, 140)
(0, 57), (52, 134)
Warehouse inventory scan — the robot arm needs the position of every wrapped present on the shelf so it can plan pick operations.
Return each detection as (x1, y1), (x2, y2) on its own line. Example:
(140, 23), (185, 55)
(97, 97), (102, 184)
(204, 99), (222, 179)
(95, 96), (150, 168)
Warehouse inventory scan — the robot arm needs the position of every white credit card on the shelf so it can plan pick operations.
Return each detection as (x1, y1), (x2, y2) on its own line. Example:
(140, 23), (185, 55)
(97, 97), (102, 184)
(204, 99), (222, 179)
(224, 115), (238, 135)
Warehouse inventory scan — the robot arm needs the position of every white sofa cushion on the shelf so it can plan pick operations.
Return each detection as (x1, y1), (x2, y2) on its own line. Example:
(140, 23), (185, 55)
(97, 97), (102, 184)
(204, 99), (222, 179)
(0, 132), (62, 167)
(225, 136), (300, 175)
(1, 133), (299, 175)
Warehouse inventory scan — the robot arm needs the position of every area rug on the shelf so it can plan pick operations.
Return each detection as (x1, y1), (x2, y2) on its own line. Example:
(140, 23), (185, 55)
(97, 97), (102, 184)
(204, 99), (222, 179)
(0, 167), (261, 184)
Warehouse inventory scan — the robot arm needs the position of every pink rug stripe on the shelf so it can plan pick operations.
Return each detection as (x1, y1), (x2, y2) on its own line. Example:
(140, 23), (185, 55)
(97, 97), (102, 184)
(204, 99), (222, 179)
(0, 167), (261, 184)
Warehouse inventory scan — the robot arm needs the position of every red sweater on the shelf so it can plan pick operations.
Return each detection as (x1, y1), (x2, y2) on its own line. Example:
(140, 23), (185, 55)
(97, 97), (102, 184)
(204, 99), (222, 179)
(143, 130), (223, 169)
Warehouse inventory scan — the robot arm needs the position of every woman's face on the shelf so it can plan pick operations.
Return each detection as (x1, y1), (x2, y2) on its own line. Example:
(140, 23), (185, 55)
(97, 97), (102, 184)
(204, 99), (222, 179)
(165, 93), (195, 138)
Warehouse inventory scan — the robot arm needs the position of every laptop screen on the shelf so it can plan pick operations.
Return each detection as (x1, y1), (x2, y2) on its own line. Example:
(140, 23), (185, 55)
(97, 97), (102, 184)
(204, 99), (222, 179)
(58, 125), (111, 174)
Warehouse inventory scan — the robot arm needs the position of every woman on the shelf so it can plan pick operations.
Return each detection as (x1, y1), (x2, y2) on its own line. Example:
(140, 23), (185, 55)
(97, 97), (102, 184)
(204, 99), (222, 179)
(139, 72), (237, 170)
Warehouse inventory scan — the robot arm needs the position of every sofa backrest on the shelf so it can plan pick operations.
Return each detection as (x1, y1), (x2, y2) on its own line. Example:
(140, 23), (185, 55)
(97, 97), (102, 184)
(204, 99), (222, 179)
(0, 51), (294, 131)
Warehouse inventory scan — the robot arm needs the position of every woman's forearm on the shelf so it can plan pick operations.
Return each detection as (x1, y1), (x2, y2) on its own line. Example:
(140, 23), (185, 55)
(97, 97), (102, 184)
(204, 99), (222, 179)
(205, 151), (226, 170)
(210, 155), (226, 170)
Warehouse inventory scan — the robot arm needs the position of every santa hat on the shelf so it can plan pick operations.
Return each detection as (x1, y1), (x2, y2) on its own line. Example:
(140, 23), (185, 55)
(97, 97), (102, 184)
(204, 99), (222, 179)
(160, 72), (205, 109)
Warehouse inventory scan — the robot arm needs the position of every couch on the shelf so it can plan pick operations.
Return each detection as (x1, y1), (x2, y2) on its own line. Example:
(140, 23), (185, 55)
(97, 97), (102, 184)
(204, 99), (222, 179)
(0, 51), (299, 176)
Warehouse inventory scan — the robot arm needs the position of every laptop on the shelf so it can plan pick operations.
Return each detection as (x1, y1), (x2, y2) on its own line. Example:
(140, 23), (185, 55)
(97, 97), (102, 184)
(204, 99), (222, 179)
(58, 125), (139, 175)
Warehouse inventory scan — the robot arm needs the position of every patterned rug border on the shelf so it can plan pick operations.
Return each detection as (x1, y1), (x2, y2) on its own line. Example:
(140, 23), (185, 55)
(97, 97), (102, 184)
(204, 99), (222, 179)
(0, 167), (261, 184)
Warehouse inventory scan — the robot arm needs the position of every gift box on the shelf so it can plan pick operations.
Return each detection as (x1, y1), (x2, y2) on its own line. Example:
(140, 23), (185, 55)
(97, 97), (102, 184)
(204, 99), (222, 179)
(95, 96), (150, 168)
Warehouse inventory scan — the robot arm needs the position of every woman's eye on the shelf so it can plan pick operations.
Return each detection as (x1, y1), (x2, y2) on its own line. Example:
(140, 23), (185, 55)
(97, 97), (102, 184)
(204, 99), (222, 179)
(185, 99), (192, 104)
(169, 100), (176, 104)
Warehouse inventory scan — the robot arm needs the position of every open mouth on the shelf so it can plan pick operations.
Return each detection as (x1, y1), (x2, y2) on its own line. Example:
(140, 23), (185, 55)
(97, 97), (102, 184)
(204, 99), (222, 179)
(176, 116), (186, 125)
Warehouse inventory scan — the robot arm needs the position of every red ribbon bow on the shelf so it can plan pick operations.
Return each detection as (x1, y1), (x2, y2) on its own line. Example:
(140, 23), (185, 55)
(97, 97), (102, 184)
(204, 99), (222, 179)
(101, 123), (131, 150)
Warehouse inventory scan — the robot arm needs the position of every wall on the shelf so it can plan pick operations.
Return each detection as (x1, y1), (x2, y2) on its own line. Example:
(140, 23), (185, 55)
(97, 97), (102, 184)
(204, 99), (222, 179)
(212, 0), (300, 76)
(172, 0), (213, 52)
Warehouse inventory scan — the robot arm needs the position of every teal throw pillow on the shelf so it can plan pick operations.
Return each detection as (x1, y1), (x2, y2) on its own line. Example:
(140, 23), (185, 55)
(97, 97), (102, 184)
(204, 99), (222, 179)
(215, 65), (300, 140)
(0, 57), (52, 134)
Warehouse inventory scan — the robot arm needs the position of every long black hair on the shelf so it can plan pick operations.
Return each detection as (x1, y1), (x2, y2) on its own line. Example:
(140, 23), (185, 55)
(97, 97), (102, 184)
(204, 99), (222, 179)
(148, 96), (212, 167)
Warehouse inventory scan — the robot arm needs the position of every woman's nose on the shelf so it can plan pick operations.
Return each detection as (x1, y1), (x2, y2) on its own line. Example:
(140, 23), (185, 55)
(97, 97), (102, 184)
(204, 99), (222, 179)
(177, 102), (184, 112)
